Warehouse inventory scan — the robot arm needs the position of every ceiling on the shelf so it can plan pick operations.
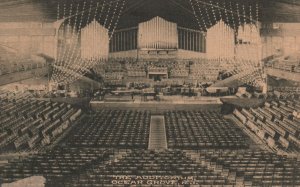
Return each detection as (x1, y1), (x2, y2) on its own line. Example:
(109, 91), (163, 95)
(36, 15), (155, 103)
(0, 0), (299, 30)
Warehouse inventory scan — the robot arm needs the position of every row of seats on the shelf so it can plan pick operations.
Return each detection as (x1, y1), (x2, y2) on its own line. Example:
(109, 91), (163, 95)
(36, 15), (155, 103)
(128, 82), (151, 89)
(104, 61), (124, 72)
(0, 91), (32, 102)
(187, 149), (300, 186)
(0, 147), (113, 185)
(64, 149), (234, 187)
(104, 72), (124, 80)
(125, 62), (146, 77)
(101, 58), (230, 82)
(127, 71), (147, 77)
(266, 58), (300, 73)
(190, 59), (221, 81)
(61, 110), (151, 148)
(0, 61), (46, 76)
(2, 148), (299, 186)
(170, 68), (189, 78)
(270, 88), (300, 99)
(0, 94), (82, 153)
(233, 98), (300, 154)
(0, 106), (299, 186)
(236, 69), (264, 87)
(164, 111), (249, 149)
(102, 58), (261, 85)
(0, 47), (46, 75)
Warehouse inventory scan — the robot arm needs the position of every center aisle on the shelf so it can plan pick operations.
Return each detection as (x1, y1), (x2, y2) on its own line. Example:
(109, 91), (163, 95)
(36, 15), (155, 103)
(148, 115), (168, 150)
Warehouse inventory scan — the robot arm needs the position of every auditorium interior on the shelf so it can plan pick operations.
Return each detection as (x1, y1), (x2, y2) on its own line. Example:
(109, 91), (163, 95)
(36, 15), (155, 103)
(0, 0), (300, 186)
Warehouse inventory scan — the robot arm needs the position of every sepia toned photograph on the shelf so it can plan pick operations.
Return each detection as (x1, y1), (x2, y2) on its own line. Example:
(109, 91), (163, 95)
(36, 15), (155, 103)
(0, 0), (299, 186)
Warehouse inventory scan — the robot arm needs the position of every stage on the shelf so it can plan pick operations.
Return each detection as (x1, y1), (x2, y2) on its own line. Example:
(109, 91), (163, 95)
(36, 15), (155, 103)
(90, 95), (266, 114)
(90, 96), (223, 113)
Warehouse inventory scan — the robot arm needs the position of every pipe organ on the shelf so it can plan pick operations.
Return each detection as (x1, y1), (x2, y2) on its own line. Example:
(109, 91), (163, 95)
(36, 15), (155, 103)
(109, 28), (138, 52)
(107, 16), (259, 60)
(109, 17), (207, 57)
(178, 27), (206, 52)
(138, 16), (178, 49)
(81, 19), (109, 60)
(206, 20), (235, 59)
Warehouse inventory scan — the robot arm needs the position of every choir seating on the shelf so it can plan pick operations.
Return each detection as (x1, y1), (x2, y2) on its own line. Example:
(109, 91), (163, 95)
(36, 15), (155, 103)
(266, 55), (300, 73)
(0, 60), (46, 76)
(170, 64), (189, 78)
(126, 63), (146, 77)
(190, 60), (220, 81)
(104, 72), (124, 80)
(62, 110), (151, 148)
(164, 110), (248, 149)
(127, 70), (147, 77)
(101, 58), (230, 82)
(104, 60), (124, 72)
(271, 87), (300, 98)
(103, 60), (126, 81)
(170, 69), (189, 78)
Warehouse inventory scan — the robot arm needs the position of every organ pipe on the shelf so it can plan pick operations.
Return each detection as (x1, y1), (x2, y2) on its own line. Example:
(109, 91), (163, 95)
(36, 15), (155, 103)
(138, 16), (178, 49)
(81, 19), (109, 60)
(109, 28), (138, 52)
(206, 20), (235, 59)
(177, 27), (205, 53)
(109, 19), (209, 53)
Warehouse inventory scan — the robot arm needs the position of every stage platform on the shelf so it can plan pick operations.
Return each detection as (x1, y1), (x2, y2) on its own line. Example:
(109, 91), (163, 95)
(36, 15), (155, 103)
(90, 96), (223, 113)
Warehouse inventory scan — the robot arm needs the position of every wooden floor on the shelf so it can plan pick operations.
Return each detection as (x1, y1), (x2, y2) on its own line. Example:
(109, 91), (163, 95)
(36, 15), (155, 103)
(148, 115), (168, 150)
